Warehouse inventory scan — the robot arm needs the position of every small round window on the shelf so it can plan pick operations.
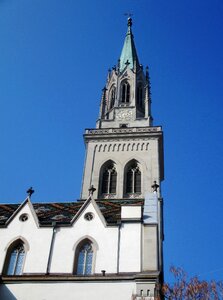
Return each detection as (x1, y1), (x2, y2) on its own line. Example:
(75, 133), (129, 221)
(84, 212), (94, 221)
(19, 213), (29, 222)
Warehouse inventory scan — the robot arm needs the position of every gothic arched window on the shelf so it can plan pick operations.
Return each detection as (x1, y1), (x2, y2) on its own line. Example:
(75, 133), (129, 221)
(76, 241), (93, 275)
(101, 161), (117, 195)
(109, 86), (116, 109)
(121, 81), (130, 104)
(125, 160), (141, 194)
(4, 241), (25, 275)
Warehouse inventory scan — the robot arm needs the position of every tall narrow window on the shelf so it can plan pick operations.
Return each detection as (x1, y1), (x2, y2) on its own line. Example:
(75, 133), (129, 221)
(125, 161), (141, 194)
(101, 161), (117, 195)
(76, 242), (93, 275)
(109, 86), (116, 109)
(137, 85), (143, 107)
(5, 242), (25, 275)
(121, 82), (130, 103)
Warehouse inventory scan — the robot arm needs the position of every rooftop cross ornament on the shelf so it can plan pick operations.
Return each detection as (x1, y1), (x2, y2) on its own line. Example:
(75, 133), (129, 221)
(125, 59), (130, 66)
(124, 12), (133, 18)
(151, 181), (159, 193)
(27, 187), (34, 198)
(88, 185), (96, 196)
(124, 13), (133, 27)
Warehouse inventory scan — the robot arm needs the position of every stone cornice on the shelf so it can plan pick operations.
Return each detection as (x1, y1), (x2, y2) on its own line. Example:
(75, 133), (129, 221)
(1, 271), (160, 283)
(84, 126), (163, 141)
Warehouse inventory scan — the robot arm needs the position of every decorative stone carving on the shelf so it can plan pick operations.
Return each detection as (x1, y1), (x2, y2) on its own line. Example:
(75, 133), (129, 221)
(112, 128), (133, 133)
(96, 142), (149, 152)
(116, 109), (133, 121)
(85, 126), (161, 135)
(87, 129), (109, 134)
(120, 72), (129, 79)
(125, 193), (142, 199)
(101, 193), (117, 199)
(136, 127), (158, 132)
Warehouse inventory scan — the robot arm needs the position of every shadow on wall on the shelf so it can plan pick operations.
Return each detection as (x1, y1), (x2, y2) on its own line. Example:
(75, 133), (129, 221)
(0, 285), (17, 300)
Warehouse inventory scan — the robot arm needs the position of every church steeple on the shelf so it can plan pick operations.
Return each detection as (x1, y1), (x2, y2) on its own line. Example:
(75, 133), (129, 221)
(81, 20), (164, 289)
(119, 18), (140, 72)
(96, 18), (152, 129)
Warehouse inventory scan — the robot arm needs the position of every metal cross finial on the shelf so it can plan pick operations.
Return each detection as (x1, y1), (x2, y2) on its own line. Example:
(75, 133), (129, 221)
(27, 187), (34, 198)
(88, 185), (96, 196)
(124, 12), (133, 18)
(125, 59), (130, 66)
(124, 13), (133, 27)
(151, 181), (159, 193)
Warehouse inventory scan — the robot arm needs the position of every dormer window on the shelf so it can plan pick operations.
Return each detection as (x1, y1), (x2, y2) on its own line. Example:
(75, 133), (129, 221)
(121, 81), (130, 104)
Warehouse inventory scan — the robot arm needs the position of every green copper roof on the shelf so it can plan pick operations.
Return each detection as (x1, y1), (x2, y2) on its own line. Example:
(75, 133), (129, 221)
(119, 18), (140, 72)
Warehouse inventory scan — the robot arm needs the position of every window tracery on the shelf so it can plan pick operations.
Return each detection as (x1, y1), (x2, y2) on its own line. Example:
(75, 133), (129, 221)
(76, 241), (93, 275)
(4, 242), (25, 275)
(125, 160), (141, 194)
(101, 161), (117, 195)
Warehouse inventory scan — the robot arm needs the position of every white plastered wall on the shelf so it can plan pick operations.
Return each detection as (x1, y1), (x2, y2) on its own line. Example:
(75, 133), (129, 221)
(0, 202), (52, 274)
(0, 282), (138, 300)
(49, 201), (119, 274)
(119, 222), (141, 272)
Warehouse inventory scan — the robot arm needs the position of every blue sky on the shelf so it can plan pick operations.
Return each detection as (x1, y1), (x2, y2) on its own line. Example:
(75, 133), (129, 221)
(1, 0), (223, 283)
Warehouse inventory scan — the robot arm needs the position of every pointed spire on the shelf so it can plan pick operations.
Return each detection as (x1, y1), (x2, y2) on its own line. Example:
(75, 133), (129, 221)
(146, 66), (152, 100)
(119, 18), (140, 72)
(98, 87), (107, 120)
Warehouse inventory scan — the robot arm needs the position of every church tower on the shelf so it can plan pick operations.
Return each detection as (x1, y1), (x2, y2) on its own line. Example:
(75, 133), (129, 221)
(81, 17), (164, 295)
(81, 17), (163, 204)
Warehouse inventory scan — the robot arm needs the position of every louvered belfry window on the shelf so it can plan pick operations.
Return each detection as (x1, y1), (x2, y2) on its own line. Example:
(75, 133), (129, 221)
(6, 242), (25, 275)
(101, 162), (117, 194)
(126, 161), (141, 194)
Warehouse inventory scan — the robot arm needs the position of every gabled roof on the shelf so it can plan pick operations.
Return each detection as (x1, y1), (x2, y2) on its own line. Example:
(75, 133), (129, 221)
(0, 204), (19, 225)
(119, 18), (140, 72)
(4, 197), (40, 227)
(0, 199), (144, 226)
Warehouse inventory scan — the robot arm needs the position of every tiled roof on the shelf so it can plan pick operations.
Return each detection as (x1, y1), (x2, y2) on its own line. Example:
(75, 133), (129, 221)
(0, 204), (19, 225)
(33, 202), (83, 225)
(0, 199), (144, 226)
